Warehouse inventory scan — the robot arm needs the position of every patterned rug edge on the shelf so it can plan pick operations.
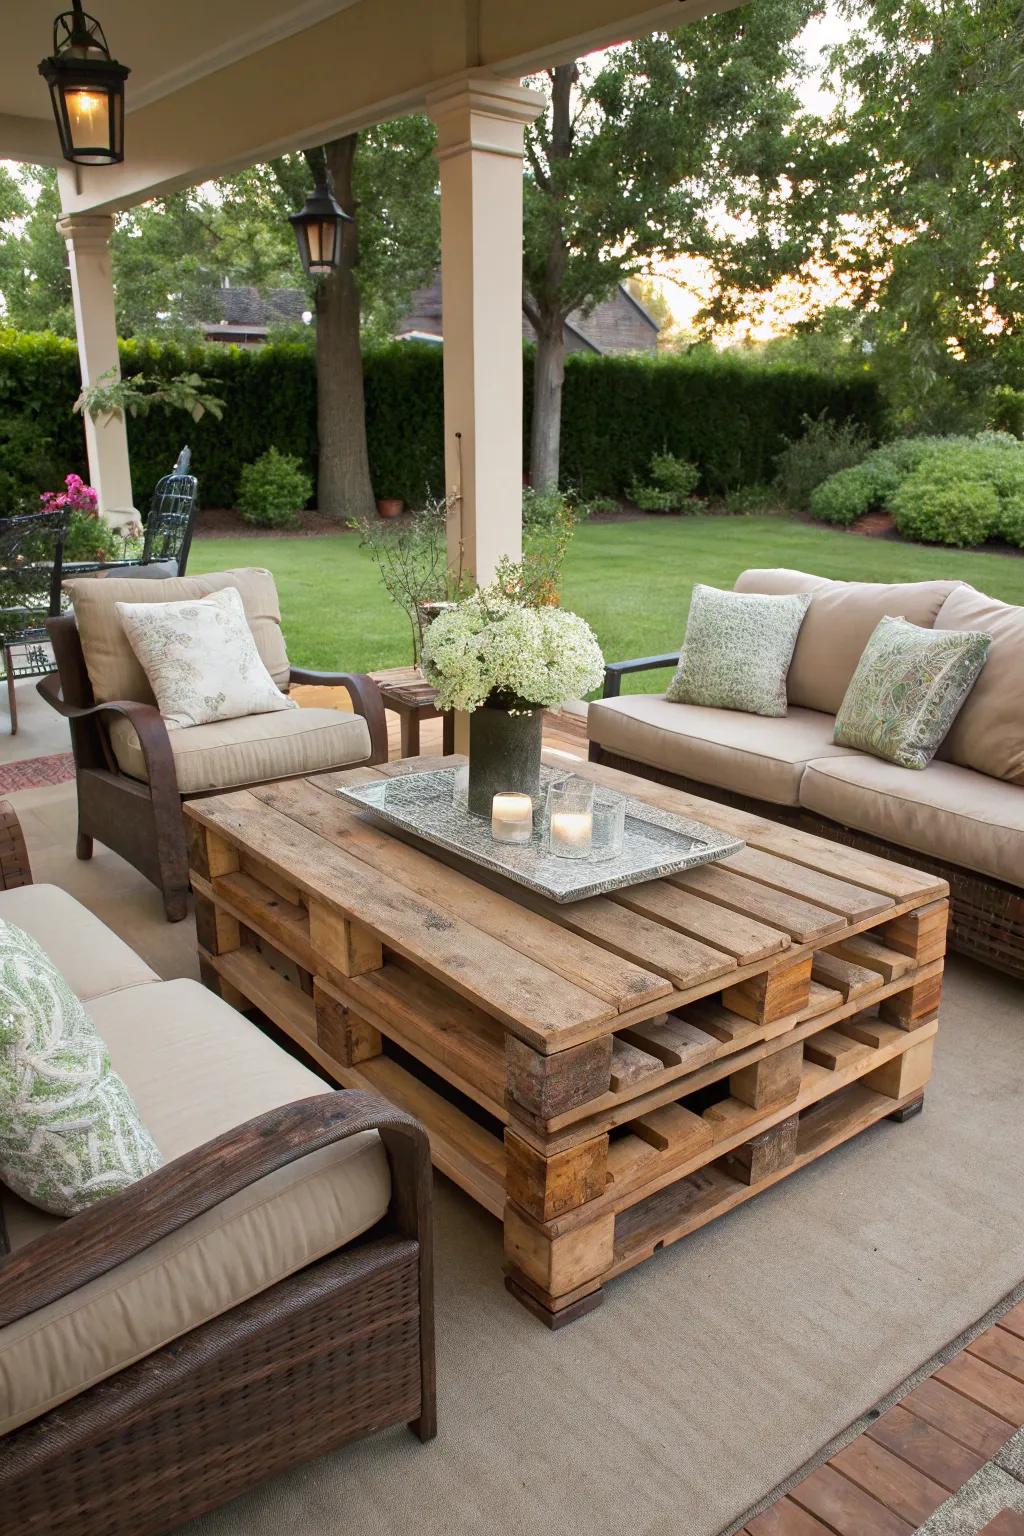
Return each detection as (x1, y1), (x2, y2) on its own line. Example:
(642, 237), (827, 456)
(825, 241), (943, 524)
(0, 752), (76, 793)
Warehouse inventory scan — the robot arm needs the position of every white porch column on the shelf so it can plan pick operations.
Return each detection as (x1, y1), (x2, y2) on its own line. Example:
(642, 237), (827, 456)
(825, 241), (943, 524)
(427, 76), (544, 585)
(56, 213), (137, 526)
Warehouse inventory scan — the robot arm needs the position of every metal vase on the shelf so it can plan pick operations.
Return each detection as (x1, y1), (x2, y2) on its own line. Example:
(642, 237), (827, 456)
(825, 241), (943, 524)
(467, 704), (543, 818)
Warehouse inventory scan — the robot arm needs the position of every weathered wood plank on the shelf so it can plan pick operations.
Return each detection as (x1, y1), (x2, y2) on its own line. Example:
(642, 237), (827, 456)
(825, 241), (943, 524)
(670, 865), (847, 945)
(186, 791), (616, 1051)
(812, 949), (885, 1002)
(609, 1037), (663, 1092)
(831, 932), (913, 984)
(618, 1014), (719, 1070)
(254, 776), (671, 1013)
(612, 879), (791, 963)
(630, 1102), (712, 1157)
(724, 845), (893, 921)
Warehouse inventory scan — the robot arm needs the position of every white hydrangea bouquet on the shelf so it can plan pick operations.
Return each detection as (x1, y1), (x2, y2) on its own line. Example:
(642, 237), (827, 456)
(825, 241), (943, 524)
(421, 587), (604, 816)
(422, 591), (605, 713)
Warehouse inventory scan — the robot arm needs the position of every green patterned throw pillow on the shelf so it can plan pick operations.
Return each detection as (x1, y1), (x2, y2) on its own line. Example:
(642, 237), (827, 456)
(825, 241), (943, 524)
(666, 584), (811, 717)
(0, 920), (162, 1216)
(834, 615), (990, 770)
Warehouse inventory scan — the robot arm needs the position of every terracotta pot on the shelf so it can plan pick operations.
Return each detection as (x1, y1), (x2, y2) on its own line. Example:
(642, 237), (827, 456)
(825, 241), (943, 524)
(376, 497), (404, 519)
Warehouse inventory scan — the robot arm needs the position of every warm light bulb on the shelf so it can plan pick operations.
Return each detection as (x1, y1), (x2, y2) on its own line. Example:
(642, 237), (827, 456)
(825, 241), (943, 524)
(66, 86), (107, 143)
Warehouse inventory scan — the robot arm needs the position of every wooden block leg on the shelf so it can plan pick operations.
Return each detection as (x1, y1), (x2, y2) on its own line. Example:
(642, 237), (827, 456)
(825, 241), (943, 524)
(865, 1038), (934, 1100)
(888, 1095), (925, 1124)
(729, 1041), (804, 1110)
(880, 972), (943, 1029)
(314, 980), (382, 1066)
(503, 1203), (614, 1326)
(725, 1114), (799, 1186)
(722, 954), (813, 1025)
(194, 891), (246, 1008)
(308, 901), (383, 979)
(505, 1034), (613, 1124)
(505, 1130), (608, 1222)
(881, 899), (949, 966)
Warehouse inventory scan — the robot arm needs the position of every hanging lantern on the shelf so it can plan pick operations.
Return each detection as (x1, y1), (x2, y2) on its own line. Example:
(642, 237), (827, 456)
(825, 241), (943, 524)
(288, 183), (351, 277)
(39, 1), (130, 167)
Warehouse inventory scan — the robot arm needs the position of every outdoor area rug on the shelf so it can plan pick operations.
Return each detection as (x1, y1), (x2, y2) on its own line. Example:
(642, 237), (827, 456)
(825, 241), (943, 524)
(179, 954), (1024, 1536)
(0, 752), (76, 794)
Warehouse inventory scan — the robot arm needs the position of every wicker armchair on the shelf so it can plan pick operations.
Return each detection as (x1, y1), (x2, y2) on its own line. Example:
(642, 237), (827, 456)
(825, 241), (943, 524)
(0, 801), (435, 1535)
(38, 570), (388, 922)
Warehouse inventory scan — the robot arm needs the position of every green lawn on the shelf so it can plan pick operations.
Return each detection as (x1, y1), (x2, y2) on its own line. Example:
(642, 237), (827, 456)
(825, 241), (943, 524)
(190, 516), (1024, 692)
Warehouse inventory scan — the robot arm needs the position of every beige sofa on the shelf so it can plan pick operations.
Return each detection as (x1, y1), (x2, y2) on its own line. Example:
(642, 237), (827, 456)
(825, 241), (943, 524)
(588, 569), (1024, 976)
(0, 811), (434, 1536)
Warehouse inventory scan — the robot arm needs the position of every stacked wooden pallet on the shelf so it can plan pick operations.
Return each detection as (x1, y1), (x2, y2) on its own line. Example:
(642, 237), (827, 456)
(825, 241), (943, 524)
(186, 752), (949, 1326)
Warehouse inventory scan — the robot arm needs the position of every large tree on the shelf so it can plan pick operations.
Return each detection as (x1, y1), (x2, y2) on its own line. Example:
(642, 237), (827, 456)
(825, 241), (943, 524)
(522, 2), (819, 488)
(814, 0), (1024, 431)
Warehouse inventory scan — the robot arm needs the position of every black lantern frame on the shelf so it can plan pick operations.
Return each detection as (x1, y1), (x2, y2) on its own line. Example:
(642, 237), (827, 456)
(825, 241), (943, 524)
(39, 1), (130, 166)
(288, 183), (351, 278)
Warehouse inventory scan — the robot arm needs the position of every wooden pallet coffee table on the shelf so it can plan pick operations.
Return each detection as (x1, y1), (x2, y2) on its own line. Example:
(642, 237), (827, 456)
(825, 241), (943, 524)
(185, 752), (948, 1328)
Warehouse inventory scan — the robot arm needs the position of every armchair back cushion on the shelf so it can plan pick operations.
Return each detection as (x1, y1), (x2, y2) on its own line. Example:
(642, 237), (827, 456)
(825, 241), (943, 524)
(734, 568), (963, 715)
(66, 568), (290, 707)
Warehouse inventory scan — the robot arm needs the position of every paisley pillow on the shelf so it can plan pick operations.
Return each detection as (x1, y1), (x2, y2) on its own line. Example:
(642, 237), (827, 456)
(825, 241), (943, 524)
(834, 615), (990, 770)
(0, 921), (161, 1216)
(666, 584), (811, 717)
(116, 585), (297, 730)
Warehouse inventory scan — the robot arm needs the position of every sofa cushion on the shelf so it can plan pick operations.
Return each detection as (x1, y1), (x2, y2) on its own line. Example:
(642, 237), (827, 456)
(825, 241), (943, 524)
(587, 694), (856, 806)
(934, 585), (1024, 785)
(0, 884), (157, 1001)
(833, 616), (990, 770)
(107, 705), (371, 794)
(116, 586), (299, 731)
(67, 568), (291, 706)
(0, 977), (390, 1434)
(800, 754), (1024, 889)
(665, 583), (811, 717)
(735, 569), (963, 714)
(0, 920), (162, 1217)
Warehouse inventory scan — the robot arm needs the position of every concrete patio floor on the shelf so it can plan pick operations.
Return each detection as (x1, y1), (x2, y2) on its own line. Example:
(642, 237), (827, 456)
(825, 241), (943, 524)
(3, 674), (1023, 1536)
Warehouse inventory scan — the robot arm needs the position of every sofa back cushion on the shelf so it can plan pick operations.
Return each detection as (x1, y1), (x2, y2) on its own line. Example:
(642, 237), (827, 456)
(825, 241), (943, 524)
(734, 568), (963, 714)
(935, 585), (1024, 784)
(67, 567), (290, 706)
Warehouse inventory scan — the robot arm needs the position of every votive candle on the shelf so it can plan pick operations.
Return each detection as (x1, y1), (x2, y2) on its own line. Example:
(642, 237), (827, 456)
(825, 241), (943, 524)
(491, 792), (533, 844)
(550, 809), (593, 856)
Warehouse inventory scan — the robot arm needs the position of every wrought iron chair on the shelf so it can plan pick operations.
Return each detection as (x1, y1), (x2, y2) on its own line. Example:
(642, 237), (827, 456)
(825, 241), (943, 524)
(141, 446), (198, 575)
(0, 509), (70, 734)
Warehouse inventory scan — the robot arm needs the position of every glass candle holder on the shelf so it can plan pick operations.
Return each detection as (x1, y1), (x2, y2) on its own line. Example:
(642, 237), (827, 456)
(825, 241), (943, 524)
(491, 792), (533, 845)
(546, 777), (594, 859)
(591, 788), (627, 862)
(451, 763), (469, 810)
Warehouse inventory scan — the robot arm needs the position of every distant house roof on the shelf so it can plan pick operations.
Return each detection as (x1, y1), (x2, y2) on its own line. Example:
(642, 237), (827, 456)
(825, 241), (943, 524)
(395, 277), (660, 355)
(199, 277), (660, 353)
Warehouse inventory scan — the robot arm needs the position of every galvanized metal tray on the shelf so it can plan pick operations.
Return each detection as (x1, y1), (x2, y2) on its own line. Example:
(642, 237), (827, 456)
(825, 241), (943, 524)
(335, 765), (743, 903)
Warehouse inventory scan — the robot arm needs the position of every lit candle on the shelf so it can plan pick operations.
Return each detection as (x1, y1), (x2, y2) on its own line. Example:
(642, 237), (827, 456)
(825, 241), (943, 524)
(550, 810), (593, 856)
(491, 793), (533, 844)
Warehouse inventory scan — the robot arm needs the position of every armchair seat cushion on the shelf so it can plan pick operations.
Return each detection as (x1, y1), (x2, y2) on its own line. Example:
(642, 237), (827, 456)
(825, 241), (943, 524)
(107, 705), (372, 794)
(800, 754), (1024, 888)
(587, 694), (857, 805)
(0, 977), (390, 1434)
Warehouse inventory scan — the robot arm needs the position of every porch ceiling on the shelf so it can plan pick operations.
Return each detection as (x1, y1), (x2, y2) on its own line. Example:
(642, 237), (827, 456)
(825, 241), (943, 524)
(2, 0), (742, 209)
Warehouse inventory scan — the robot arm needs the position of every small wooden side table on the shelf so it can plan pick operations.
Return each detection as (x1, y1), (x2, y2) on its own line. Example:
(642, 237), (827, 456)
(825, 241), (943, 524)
(372, 667), (454, 758)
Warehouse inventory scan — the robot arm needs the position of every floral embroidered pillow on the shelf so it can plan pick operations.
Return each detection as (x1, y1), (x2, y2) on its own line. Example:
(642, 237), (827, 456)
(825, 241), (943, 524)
(0, 920), (161, 1216)
(116, 585), (298, 730)
(834, 615), (990, 770)
(666, 584), (811, 717)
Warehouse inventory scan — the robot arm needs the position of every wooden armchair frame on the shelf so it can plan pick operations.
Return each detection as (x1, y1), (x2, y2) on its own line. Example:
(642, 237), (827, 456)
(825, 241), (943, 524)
(38, 611), (389, 922)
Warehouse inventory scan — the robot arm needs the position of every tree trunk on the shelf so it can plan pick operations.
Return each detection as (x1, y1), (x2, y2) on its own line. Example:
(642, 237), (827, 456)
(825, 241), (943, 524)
(312, 136), (375, 522)
(530, 321), (566, 490)
(527, 63), (575, 490)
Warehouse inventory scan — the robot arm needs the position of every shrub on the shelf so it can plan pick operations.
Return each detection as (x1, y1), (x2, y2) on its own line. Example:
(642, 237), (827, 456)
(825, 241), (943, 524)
(889, 475), (1001, 547)
(773, 412), (873, 511)
(629, 452), (700, 512)
(810, 430), (1024, 547)
(0, 414), (60, 509)
(723, 483), (779, 516)
(237, 447), (312, 529)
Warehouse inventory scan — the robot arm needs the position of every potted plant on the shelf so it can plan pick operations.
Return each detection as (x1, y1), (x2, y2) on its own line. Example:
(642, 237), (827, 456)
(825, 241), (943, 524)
(375, 496), (404, 519)
(422, 583), (604, 816)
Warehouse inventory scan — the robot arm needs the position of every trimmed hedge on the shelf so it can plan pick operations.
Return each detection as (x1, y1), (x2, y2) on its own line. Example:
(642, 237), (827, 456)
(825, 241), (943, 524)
(0, 329), (880, 509)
